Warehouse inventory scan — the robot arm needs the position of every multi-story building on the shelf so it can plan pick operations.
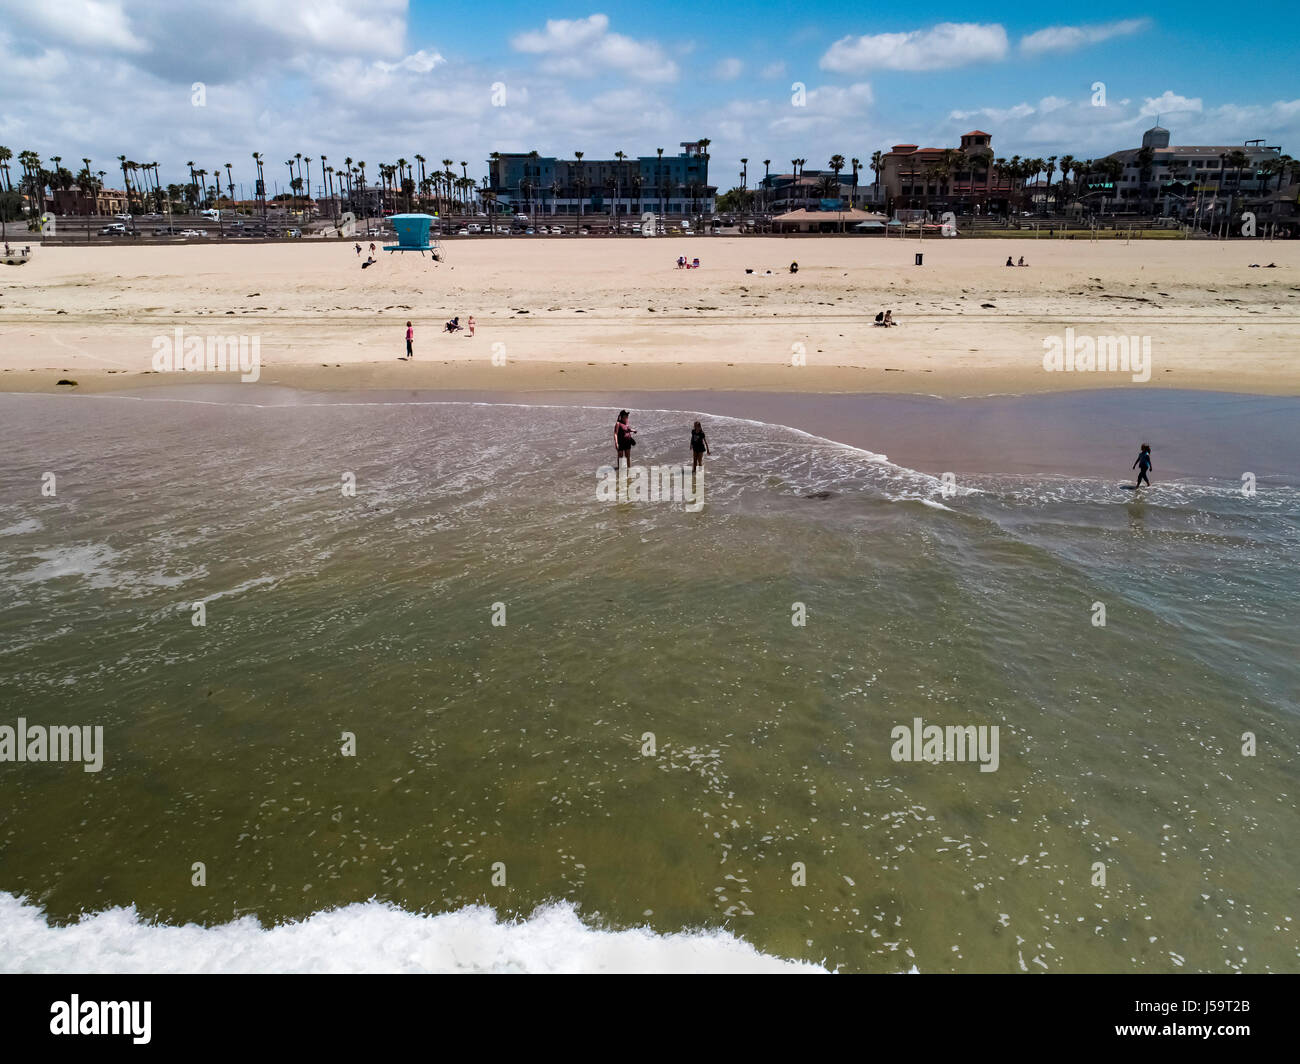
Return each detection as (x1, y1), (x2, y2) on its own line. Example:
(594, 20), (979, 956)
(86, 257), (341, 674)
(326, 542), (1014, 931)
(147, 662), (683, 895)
(1103, 125), (1286, 214)
(878, 131), (1021, 214)
(757, 170), (875, 212)
(47, 185), (128, 216)
(486, 143), (715, 218)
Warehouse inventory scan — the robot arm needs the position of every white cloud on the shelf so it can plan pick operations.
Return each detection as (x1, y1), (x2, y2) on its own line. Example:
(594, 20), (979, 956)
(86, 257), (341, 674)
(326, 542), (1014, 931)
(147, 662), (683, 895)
(1140, 91), (1203, 115)
(713, 57), (743, 80)
(374, 50), (446, 76)
(949, 102), (1035, 123)
(820, 23), (1008, 73)
(768, 82), (875, 136)
(3, 0), (145, 53)
(1020, 19), (1151, 56)
(760, 60), (786, 79)
(510, 14), (678, 82)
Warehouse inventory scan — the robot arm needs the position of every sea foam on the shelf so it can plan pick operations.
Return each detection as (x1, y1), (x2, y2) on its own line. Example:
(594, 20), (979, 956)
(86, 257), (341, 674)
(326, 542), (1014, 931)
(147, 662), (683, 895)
(0, 893), (826, 974)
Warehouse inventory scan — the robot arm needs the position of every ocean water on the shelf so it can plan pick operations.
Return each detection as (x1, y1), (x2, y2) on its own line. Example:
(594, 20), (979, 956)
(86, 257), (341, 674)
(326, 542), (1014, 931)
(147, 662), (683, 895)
(0, 390), (1296, 973)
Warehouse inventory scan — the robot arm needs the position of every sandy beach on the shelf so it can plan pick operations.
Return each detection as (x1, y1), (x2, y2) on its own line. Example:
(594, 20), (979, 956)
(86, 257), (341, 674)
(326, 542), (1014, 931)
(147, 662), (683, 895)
(2, 237), (1297, 396)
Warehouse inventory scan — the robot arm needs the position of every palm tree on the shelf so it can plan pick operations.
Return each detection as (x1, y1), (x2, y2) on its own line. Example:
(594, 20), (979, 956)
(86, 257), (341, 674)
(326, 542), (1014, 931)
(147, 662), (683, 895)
(119, 155), (135, 213)
(0, 146), (12, 193)
(865, 150), (882, 210)
(1042, 156), (1057, 213)
(574, 151), (585, 225)
(656, 147), (665, 218)
(1056, 154), (1074, 211)
(1135, 146), (1154, 213)
(827, 154), (846, 228)
(284, 160), (296, 213)
(304, 157), (314, 214)
(1227, 149), (1250, 194)
(613, 151), (627, 228)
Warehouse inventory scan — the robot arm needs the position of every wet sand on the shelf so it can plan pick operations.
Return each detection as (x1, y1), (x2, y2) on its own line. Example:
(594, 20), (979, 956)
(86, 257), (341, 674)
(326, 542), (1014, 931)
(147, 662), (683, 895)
(27, 383), (1298, 484)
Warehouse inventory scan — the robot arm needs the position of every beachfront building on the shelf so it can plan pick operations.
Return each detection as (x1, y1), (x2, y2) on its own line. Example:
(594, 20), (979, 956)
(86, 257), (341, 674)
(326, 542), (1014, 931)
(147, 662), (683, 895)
(758, 170), (873, 212)
(1102, 125), (1288, 216)
(877, 131), (1021, 215)
(47, 185), (127, 216)
(485, 143), (716, 220)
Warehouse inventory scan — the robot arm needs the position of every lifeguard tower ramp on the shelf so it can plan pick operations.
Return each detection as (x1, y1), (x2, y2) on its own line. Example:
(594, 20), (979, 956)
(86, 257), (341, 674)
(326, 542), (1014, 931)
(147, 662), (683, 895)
(384, 213), (442, 258)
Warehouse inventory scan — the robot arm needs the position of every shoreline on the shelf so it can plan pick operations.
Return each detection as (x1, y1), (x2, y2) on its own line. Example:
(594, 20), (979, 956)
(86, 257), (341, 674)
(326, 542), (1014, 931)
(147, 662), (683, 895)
(9, 382), (1295, 483)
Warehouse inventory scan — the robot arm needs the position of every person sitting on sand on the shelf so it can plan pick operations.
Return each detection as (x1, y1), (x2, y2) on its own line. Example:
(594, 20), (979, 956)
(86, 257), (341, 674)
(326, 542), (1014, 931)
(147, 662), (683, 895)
(444, 316), (462, 333)
(874, 311), (887, 326)
(789, 261), (799, 274)
(883, 310), (896, 326)
(361, 256), (376, 269)
(1018, 256), (1028, 267)
(466, 316), (476, 337)
(1006, 256), (1015, 267)
(1132, 443), (1153, 489)
(692, 257), (700, 269)
(677, 256), (685, 269)
(615, 410), (637, 468)
(690, 421), (710, 471)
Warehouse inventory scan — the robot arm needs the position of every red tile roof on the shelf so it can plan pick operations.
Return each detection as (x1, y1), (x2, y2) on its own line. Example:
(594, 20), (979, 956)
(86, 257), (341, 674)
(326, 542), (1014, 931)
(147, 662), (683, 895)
(963, 130), (991, 137)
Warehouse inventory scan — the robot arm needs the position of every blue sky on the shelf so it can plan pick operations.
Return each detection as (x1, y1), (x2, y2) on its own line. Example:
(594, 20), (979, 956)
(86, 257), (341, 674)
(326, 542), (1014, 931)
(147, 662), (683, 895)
(2, 1), (1298, 191)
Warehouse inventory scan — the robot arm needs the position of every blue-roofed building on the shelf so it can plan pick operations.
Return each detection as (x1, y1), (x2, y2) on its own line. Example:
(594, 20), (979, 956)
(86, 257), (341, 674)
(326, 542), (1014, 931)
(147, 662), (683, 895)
(486, 143), (715, 221)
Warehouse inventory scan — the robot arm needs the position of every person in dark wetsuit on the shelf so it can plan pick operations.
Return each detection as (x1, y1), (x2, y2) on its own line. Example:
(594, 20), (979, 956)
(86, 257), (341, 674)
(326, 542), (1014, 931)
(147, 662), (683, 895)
(690, 420), (710, 471)
(615, 410), (637, 469)
(1132, 443), (1152, 488)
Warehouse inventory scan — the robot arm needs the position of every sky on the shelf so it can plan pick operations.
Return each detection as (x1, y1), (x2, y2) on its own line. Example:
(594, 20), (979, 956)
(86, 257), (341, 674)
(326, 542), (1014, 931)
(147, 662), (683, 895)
(2, 0), (1298, 194)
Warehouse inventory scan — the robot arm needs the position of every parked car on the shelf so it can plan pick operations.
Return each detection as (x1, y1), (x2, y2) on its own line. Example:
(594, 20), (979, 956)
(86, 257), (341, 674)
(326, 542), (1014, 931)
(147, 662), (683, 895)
(152, 225), (180, 235)
(466, 223), (482, 234)
(178, 229), (204, 237)
(456, 227), (469, 236)
(100, 223), (127, 235)
(525, 228), (536, 235)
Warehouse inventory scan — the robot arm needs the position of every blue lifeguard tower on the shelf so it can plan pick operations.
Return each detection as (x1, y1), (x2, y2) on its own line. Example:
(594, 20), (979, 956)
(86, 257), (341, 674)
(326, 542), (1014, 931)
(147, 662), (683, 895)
(384, 213), (442, 258)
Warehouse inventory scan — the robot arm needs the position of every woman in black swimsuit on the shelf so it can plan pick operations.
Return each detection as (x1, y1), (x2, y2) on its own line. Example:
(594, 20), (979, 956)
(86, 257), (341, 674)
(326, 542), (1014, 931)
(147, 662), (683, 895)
(690, 420), (709, 471)
(615, 410), (636, 468)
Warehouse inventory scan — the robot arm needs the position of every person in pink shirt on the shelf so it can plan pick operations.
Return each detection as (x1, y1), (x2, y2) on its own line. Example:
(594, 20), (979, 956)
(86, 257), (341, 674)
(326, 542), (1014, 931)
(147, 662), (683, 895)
(403, 320), (413, 360)
(466, 316), (476, 337)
